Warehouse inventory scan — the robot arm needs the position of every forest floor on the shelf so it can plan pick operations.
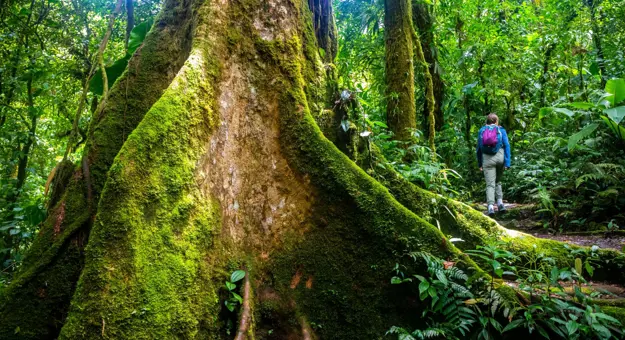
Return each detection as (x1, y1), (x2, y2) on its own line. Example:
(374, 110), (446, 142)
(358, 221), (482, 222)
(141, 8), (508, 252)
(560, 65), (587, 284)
(474, 202), (625, 252)
(474, 203), (625, 302)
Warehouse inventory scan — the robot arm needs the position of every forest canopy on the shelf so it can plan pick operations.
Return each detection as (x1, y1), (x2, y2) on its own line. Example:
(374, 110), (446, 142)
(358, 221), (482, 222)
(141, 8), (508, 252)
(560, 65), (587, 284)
(0, 0), (624, 339)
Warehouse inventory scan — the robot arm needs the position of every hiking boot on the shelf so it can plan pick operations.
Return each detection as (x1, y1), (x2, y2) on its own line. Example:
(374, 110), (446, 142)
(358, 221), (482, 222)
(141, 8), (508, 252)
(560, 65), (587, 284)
(498, 203), (507, 212)
(487, 205), (495, 217)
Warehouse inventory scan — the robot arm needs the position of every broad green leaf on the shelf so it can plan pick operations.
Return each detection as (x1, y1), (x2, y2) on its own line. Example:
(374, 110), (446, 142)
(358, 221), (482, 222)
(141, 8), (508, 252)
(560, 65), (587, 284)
(566, 320), (578, 335)
(231, 292), (243, 304)
(589, 62), (600, 76)
(489, 318), (503, 333)
(413, 275), (426, 282)
(539, 107), (552, 119)
(435, 271), (448, 285)
(600, 116), (625, 141)
(536, 324), (550, 339)
(593, 312), (620, 324)
(225, 281), (236, 291)
(605, 78), (625, 106)
(568, 102), (595, 110)
(128, 20), (153, 55)
(574, 258), (582, 275)
(604, 106), (625, 125)
(552, 107), (574, 117)
(550, 267), (559, 282)
(567, 123), (599, 152)
(89, 21), (152, 95)
(591, 323), (611, 338)
(427, 286), (437, 298)
(418, 280), (430, 295)
(584, 262), (594, 277)
(230, 270), (246, 283)
(559, 270), (572, 281)
(18, 8), (31, 16)
(89, 55), (131, 95)
(502, 319), (524, 332)
(462, 82), (478, 94)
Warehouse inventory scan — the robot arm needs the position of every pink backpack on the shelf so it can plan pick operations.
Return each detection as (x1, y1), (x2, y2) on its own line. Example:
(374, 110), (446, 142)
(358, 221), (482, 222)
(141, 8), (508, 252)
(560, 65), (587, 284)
(482, 126), (500, 147)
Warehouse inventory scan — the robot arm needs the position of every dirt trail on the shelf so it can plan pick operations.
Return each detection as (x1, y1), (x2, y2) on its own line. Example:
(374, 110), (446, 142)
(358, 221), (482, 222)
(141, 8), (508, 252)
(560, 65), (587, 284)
(475, 202), (625, 252)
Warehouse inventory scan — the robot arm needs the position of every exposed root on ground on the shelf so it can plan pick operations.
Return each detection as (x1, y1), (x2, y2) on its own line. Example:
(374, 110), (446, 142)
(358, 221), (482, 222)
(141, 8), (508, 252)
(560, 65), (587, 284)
(235, 272), (253, 340)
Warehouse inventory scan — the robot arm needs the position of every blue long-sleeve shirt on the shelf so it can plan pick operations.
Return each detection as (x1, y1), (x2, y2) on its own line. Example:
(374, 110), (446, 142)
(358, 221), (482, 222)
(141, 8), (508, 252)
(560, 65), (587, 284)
(476, 125), (511, 168)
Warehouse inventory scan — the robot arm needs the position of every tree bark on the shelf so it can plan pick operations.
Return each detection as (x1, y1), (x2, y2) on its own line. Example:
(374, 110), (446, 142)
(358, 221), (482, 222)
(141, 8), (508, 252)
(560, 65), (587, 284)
(308, 0), (337, 62)
(384, 0), (416, 141)
(589, 2), (607, 88)
(125, 0), (134, 51)
(0, 0), (195, 336)
(539, 43), (555, 108)
(413, 0), (444, 132)
(1, 1), (624, 339)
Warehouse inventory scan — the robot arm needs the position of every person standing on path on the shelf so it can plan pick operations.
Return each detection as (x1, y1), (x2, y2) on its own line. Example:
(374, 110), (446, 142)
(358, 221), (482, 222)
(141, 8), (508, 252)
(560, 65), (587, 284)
(477, 113), (511, 217)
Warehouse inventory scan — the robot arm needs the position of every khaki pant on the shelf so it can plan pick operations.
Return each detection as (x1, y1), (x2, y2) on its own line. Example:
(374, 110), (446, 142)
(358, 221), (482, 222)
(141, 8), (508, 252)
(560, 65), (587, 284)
(483, 148), (504, 206)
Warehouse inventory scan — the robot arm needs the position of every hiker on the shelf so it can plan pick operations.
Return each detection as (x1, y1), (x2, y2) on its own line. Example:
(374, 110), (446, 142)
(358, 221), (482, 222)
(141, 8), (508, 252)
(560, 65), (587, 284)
(477, 113), (511, 217)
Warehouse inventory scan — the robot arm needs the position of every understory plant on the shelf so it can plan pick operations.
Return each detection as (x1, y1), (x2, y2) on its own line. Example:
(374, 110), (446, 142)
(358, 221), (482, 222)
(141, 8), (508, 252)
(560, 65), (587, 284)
(388, 242), (624, 339)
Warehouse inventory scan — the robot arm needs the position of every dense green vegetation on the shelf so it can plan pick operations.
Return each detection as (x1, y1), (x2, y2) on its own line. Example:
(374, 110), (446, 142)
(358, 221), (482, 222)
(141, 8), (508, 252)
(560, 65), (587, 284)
(0, 0), (159, 279)
(0, 0), (623, 338)
(336, 0), (625, 231)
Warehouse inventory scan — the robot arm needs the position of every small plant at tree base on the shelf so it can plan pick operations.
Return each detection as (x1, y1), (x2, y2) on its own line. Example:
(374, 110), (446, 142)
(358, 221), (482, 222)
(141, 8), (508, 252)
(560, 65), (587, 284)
(224, 269), (246, 312)
(503, 244), (624, 339)
(388, 251), (477, 339)
(388, 244), (624, 340)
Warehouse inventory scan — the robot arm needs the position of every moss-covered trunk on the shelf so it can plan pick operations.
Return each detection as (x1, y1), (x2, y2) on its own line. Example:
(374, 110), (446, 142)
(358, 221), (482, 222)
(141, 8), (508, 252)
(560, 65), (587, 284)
(1, 0), (624, 339)
(413, 0), (444, 132)
(384, 0), (416, 141)
(0, 0), (195, 336)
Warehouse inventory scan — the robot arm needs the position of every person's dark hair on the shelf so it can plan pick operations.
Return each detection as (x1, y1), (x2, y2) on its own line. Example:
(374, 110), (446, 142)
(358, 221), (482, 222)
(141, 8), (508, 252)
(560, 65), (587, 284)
(486, 113), (499, 125)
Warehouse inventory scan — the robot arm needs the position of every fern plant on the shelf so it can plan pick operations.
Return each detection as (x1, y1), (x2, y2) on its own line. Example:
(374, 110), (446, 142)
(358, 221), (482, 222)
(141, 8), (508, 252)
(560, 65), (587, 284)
(389, 252), (477, 339)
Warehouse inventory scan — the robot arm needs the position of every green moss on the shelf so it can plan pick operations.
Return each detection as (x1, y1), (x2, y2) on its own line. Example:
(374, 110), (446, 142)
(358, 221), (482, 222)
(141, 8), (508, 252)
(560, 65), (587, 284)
(359, 145), (625, 283)
(383, 0), (416, 141)
(0, 173), (91, 339)
(601, 306), (625, 325)
(59, 29), (226, 337)
(0, 1), (198, 338)
(241, 15), (494, 337)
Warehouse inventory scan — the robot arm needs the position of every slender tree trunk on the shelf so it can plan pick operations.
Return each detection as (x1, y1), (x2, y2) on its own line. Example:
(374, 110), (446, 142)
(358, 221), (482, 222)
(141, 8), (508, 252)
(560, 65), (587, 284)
(384, 0), (416, 141)
(412, 18), (437, 159)
(478, 58), (489, 115)
(578, 53), (587, 100)
(308, 0), (337, 62)
(14, 78), (37, 198)
(413, 0), (444, 132)
(1, 1), (624, 340)
(539, 43), (555, 108)
(125, 0), (134, 51)
(589, 4), (607, 88)
(456, 15), (473, 156)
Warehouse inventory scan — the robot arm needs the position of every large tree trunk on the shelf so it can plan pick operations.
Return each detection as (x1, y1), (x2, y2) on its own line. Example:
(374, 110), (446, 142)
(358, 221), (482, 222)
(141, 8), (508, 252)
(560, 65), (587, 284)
(384, 0), (416, 141)
(1, 0), (624, 339)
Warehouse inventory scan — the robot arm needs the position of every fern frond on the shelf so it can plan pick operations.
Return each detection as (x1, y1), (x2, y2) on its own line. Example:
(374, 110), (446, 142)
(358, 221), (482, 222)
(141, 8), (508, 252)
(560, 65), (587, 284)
(446, 267), (468, 282)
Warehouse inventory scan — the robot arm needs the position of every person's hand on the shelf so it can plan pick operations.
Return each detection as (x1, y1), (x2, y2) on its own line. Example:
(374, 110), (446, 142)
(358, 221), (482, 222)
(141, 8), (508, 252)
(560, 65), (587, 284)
(479, 167), (483, 171)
